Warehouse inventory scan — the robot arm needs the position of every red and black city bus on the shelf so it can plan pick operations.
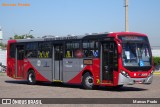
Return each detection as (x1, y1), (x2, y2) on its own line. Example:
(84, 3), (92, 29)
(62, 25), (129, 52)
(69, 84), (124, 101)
(7, 32), (154, 89)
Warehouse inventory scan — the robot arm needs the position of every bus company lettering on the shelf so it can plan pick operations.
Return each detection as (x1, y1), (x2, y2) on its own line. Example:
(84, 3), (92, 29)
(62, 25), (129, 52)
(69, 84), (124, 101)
(37, 60), (41, 66)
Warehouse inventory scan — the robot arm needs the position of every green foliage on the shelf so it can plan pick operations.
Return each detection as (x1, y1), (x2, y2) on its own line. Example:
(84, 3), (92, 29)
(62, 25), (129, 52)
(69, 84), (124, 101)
(0, 42), (7, 49)
(10, 34), (34, 40)
(153, 57), (160, 66)
(0, 42), (3, 46)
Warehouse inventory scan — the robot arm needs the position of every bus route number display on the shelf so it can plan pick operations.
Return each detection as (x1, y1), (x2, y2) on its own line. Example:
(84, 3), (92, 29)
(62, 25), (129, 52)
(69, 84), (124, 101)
(121, 36), (144, 41)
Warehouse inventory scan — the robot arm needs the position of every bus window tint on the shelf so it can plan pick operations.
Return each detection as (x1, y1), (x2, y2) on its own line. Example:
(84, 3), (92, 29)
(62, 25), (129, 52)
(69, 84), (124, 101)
(38, 42), (52, 58)
(25, 43), (38, 58)
(10, 44), (15, 58)
(65, 42), (80, 58)
(82, 40), (99, 58)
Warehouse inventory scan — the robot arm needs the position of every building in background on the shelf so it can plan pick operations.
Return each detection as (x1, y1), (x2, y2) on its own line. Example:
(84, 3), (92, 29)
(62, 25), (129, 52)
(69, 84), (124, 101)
(0, 27), (2, 44)
(151, 46), (160, 57)
(0, 50), (6, 72)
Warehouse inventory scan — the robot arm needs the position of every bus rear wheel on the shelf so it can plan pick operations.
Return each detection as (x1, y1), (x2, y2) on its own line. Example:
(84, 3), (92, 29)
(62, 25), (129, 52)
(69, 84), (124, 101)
(27, 70), (36, 85)
(82, 72), (94, 89)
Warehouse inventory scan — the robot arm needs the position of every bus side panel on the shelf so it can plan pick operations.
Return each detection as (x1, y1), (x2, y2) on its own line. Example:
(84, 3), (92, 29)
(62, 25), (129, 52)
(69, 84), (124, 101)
(63, 58), (85, 83)
(7, 40), (17, 78)
(27, 58), (52, 82)
(113, 70), (119, 86)
(7, 58), (16, 78)
(91, 58), (100, 85)
(22, 58), (50, 82)
(66, 58), (100, 85)
(17, 60), (24, 77)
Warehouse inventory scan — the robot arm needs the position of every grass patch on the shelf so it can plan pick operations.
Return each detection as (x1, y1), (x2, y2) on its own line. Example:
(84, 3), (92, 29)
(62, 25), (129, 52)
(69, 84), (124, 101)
(154, 72), (160, 75)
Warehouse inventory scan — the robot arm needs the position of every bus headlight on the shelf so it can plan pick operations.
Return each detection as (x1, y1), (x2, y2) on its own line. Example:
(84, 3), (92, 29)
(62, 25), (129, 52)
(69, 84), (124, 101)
(121, 70), (129, 78)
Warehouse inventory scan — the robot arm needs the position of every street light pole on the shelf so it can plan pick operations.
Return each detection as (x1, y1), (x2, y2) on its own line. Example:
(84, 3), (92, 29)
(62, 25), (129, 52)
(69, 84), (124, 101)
(26, 30), (33, 38)
(124, 0), (129, 32)
(28, 30), (33, 36)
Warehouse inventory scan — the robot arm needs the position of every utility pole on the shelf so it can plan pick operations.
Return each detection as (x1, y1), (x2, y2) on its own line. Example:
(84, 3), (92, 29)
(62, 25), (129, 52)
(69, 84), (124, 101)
(124, 0), (129, 32)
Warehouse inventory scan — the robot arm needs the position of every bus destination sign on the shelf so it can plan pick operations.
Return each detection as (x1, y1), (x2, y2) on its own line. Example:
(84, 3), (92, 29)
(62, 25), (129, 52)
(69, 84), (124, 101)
(120, 36), (146, 41)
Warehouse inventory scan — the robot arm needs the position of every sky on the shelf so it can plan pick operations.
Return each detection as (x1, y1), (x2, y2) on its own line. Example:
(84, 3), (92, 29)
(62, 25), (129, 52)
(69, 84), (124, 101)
(0, 0), (160, 46)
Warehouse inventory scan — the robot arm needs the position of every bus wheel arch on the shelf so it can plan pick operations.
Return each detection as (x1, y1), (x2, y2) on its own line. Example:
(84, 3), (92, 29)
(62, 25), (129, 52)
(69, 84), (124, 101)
(27, 69), (36, 85)
(82, 70), (94, 89)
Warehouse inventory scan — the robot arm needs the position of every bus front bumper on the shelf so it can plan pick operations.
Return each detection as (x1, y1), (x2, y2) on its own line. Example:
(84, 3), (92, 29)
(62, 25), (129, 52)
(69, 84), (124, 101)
(118, 73), (153, 85)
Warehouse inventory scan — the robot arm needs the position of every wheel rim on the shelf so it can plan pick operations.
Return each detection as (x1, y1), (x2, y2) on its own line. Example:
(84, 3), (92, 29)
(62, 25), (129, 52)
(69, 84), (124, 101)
(28, 73), (33, 82)
(85, 76), (93, 87)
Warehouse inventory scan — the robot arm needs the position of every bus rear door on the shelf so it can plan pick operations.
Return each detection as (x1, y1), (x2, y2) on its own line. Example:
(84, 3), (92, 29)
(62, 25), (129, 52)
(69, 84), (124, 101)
(52, 45), (63, 81)
(15, 45), (25, 78)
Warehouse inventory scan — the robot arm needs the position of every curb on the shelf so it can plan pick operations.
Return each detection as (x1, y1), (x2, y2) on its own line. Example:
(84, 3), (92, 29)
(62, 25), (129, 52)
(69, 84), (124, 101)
(0, 72), (6, 76)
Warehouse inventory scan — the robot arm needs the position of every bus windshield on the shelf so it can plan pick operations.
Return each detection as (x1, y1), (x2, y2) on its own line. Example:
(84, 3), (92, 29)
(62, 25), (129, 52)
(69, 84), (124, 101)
(122, 42), (151, 67)
(118, 35), (152, 69)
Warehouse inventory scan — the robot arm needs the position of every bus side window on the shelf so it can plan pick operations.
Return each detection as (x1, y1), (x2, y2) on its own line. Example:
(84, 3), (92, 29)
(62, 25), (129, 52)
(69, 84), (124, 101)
(38, 51), (43, 58)
(74, 49), (83, 58)
(83, 50), (89, 57)
(25, 43), (38, 58)
(65, 42), (80, 58)
(93, 50), (98, 58)
(45, 51), (49, 58)
(10, 44), (15, 58)
(89, 50), (93, 57)
(38, 42), (52, 58)
(66, 50), (72, 58)
(82, 40), (99, 58)
(26, 51), (32, 58)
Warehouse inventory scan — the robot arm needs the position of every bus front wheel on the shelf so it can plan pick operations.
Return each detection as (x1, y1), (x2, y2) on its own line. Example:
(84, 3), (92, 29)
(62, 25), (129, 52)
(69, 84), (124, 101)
(82, 72), (94, 89)
(27, 70), (36, 85)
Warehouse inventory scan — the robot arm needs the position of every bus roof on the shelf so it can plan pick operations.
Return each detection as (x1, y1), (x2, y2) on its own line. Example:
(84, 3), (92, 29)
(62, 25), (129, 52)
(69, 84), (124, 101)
(8, 32), (147, 43)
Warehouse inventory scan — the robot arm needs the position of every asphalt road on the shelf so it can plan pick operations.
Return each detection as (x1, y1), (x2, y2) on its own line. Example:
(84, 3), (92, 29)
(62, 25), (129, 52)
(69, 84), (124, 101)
(0, 73), (160, 107)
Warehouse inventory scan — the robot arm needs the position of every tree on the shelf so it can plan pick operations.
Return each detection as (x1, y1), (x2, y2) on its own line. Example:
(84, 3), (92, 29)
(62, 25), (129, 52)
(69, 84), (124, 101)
(0, 42), (3, 46)
(10, 34), (34, 39)
(153, 57), (160, 66)
(27, 35), (34, 38)
(0, 42), (7, 49)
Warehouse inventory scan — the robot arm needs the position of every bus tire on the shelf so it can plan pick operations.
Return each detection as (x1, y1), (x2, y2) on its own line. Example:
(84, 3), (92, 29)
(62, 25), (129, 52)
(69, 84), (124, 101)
(82, 72), (94, 89)
(27, 70), (36, 85)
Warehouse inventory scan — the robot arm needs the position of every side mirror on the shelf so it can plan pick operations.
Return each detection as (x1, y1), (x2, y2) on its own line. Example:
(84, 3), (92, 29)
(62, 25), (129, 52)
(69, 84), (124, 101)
(117, 44), (122, 54)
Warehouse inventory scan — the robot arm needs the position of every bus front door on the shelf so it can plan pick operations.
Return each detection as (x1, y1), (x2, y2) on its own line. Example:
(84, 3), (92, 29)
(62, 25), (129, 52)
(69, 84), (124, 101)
(101, 42), (117, 84)
(15, 45), (24, 78)
(53, 45), (63, 81)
